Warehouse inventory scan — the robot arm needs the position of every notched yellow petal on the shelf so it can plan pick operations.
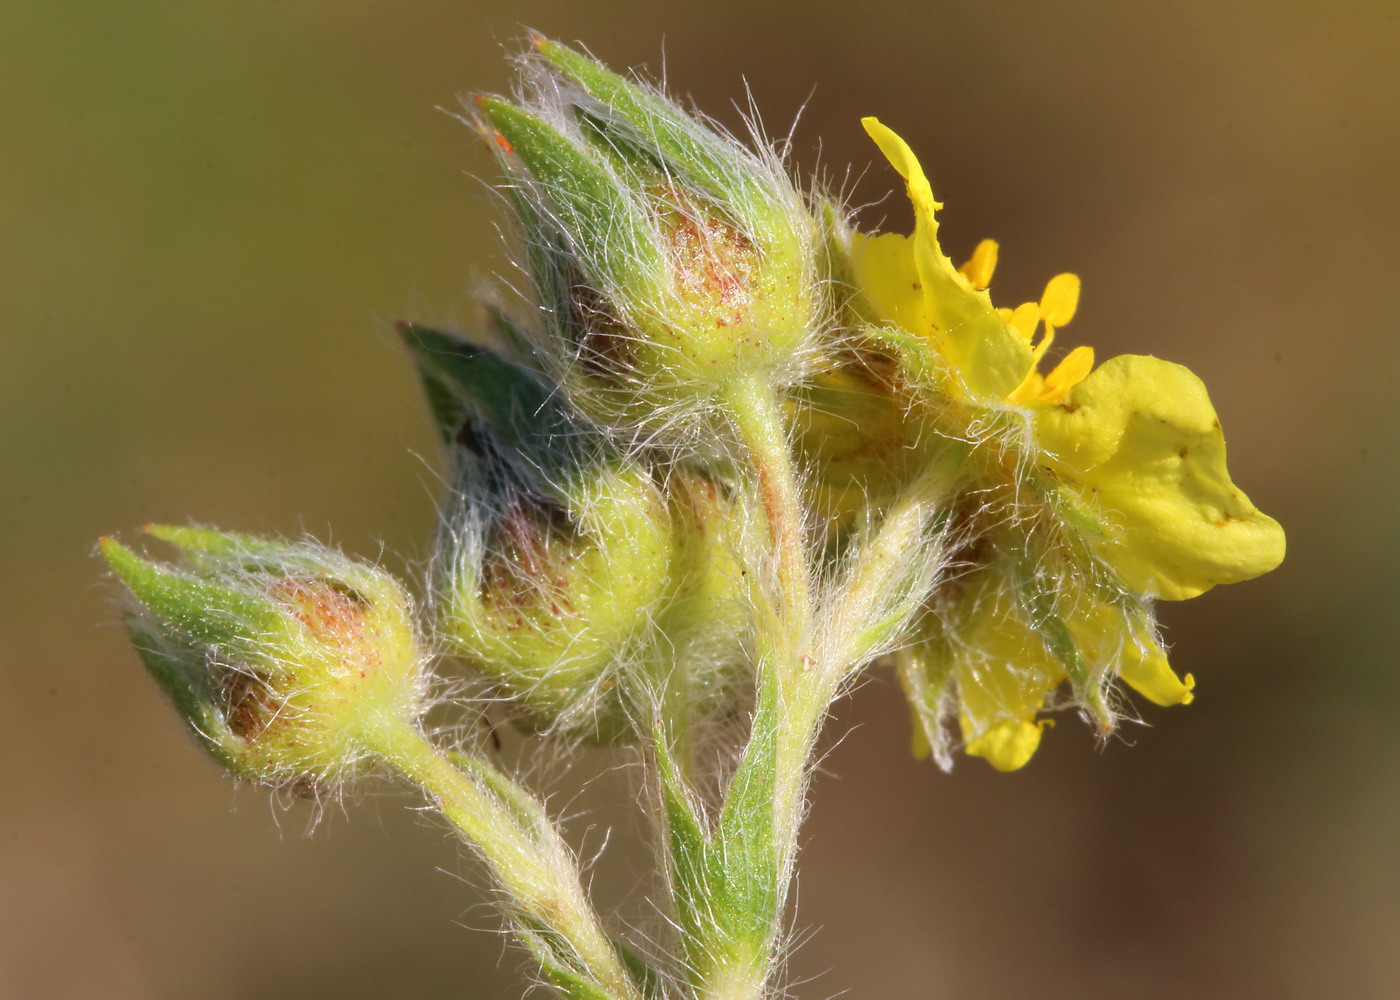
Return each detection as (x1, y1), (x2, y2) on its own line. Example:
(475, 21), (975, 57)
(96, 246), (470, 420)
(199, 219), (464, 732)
(1121, 646), (1196, 706)
(1033, 354), (1286, 600)
(861, 118), (1034, 401)
(862, 116), (942, 221)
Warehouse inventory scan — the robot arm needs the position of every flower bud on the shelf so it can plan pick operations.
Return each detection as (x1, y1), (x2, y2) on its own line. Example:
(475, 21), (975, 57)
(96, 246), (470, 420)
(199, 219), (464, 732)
(473, 40), (821, 436)
(101, 527), (426, 787)
(402, 324), (746, 741)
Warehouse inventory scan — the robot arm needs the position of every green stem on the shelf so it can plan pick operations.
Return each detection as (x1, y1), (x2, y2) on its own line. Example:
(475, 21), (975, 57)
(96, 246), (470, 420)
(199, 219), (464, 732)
(721, 372), (811, 641)
(685, 395), (960, 1000)
(824, 448), (963, 671)
(681, 375), (822, 1000)
(364, 718), (641, 1000)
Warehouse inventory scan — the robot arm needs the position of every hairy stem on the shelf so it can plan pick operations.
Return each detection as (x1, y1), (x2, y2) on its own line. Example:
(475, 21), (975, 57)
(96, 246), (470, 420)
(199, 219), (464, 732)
(823, 448), (963, 671)
(677, 374), (822, 1000)
(365, 718), (642, 1000)
(682, 390), (960, 1000)
(722, 372), (812, 640)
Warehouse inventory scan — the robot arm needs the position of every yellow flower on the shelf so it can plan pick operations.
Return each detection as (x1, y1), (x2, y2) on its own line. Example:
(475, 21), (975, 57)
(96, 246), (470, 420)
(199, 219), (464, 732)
(856, 117), (1284, 768)
(959, 590), (1195, 771)
(904, 574), (1198, 771)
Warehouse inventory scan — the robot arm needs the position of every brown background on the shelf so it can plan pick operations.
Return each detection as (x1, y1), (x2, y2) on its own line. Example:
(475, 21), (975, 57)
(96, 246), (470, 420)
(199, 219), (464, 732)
(4, 2), (1397, 997)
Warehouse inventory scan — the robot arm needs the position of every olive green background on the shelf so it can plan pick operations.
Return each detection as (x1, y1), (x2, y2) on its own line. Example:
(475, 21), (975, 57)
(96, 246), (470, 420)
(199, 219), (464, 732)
(4, 2), (1396, 997)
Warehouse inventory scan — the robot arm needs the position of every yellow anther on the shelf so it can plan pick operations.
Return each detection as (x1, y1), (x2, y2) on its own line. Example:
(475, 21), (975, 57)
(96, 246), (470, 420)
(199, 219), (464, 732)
(1039, 273), (1081, 327)
(959, 239), (999, 290)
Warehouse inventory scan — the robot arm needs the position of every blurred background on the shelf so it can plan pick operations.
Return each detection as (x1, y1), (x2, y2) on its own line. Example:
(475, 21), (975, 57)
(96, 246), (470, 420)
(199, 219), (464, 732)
(3, 2), (1396, 997)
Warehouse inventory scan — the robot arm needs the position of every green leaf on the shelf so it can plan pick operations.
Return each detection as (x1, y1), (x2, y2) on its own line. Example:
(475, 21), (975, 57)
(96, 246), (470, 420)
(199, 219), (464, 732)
(397, 323), (585, 490)
(612, 937), (663, 999)
(710, 680), (781, 945)
(651, 730), (712, 947)
(653, 683), (784, 985)
(515, 914), (622, 1000)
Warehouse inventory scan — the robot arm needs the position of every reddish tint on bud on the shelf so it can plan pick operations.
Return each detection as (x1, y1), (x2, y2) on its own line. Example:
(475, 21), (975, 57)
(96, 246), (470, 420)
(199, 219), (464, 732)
(102, 527), (426, 787)
(474, 43), (820, 433)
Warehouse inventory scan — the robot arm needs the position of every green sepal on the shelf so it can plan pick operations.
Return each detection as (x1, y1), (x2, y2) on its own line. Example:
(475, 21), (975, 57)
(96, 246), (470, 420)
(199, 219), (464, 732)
(127, 631), (228, 745)
(141, 524), (301, 580)
(144, 523), (281, 558)
(100, 537), (284, 653)
(532, 37), (778, 230)
(476, 96), (663, 298)
(139, 524), (392, 612)
(895, 631), (957, 762)
(484, 305), (536, 364)
(1008, 557), (1114, 732)
(858, 323), (950, 398)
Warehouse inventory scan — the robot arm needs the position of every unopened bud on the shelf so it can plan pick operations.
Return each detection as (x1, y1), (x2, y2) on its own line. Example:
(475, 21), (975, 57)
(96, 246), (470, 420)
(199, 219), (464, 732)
(403, 325), (672, 738)
(403, 324), (751, 740)
(446, 462), (673, 740)
(101, 527), (426, 787)
(473, 41), (820, 434)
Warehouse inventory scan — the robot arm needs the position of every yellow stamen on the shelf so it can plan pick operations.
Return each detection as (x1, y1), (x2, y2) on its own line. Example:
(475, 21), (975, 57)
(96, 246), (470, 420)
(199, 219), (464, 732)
(1039, 273), (1081, 327)
(1007, 302), (1040, 342)
(1030, 324), (1056, 367)
(1040, 345), (1095, 402)
(959, 239), (999, 290)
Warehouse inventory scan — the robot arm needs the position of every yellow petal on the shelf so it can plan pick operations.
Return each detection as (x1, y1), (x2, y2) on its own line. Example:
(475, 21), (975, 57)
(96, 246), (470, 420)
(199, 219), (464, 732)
(1066, 597), (1195, 707)
(964, 717), (1046, 772)
(848, 231), (931, 334)
(1039, 273), (1081, 327)
(957, 607), (1064, 770)
(1121, 647), (1196, 706)
(959, 238), (999, 290)
(1033, 354), (1286, 600)
(861, 117), (942, 222)
(861, 118), (1033, 400)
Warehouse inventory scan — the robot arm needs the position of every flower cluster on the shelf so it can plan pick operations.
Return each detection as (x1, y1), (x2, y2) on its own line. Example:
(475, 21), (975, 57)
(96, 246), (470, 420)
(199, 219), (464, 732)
(103, 48), (1284, 783)
(99, 39), (1288, 1000)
